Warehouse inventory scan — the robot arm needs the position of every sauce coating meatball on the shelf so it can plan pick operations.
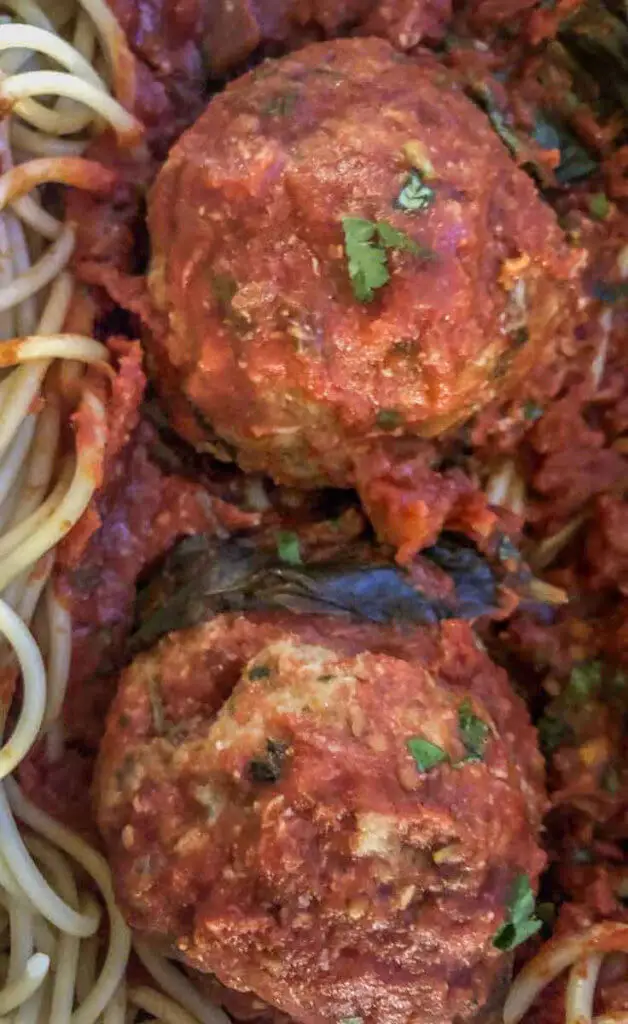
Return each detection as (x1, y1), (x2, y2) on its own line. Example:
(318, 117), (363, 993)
(96, 612), (546, 1024)
(204, 0), (451, 75)
(147, 38), (580, 488)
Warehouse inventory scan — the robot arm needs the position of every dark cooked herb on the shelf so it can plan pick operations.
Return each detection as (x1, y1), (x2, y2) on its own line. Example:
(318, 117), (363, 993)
(342, 217), (430, 303)
(458, 699), (489, 761)
(376, 408), (404, 431)
(130, 535), (501, 652)
(468, 83), (521, 156)
(567, 660), (602, 703)
(538, 711), (574, 754)
(249, 665), (271, 681)
(592, 280), (628, 304)
(248, 740), (288, 784)
(534, 114), (598, 184)
(535, 902), (556, 928)
(588, 192), (610, 220)
(395, 169), (435, 213)
(407, 737), (448, 773)
(276, 531), (303, 566)
(572, 847), (593, 864)
(511, 326), (529, 348)
(524, 400), (543, 421)
(262, 90), (299, 117)
(493, 874), (542, 951)
(602, 765), (620, 794)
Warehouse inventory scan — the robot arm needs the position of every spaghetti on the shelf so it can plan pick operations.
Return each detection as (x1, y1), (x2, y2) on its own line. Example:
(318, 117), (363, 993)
(0, 2), (225, 1021)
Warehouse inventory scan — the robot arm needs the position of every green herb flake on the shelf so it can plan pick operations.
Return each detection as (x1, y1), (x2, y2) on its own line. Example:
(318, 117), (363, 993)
(593, 280), (628, 305)
(339, 1018), (363, 1024)
(276, 531), (303, 566)
(341, 217), (430, 303)
(249, 665), (271, 681)
(493, 874), (542, 951)
(376, 408), (404, 431)
(524, 400), (543, 422)
(407, 737), (448, 774)
(534, 114), (598, 185)
(395, 169), (435, 213)
(458, 698), (489, 762)
(567, 660), (602, 704)
(588, 193), (610, 221)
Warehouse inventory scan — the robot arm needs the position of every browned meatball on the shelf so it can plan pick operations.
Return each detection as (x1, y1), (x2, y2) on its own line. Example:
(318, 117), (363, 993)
(204, 0), (451, 76)
(96, 612), (546, 1024)
(146, 38), (581, 489)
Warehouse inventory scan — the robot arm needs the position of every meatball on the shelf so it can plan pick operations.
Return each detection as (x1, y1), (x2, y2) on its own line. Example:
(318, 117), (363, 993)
(96, 612), (546, 1024)
(204, 0), (451, 76)
(147, 38), (580, 489)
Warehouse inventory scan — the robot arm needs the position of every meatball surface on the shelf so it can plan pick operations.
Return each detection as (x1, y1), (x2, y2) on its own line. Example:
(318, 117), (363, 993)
(147, 38), (580, 488)
(96, 612), (546, 1024)
(204, 0), (451, 75)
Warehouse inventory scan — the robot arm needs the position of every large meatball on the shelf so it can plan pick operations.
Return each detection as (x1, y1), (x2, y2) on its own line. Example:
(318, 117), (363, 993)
(96, 612), (546, 1024)
(146, 38), (580, 488)
(204, 0), (451, 76)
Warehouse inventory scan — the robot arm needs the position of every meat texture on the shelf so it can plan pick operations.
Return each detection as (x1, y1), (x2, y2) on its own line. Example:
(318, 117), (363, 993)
(146, 38), (582, 490)
(96, 612), (546, 1024)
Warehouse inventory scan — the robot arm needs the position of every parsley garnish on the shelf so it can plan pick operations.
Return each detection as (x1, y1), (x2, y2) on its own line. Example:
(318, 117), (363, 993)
(458, 699), (489, 762)
(395, 169), (435, 213)
(339, 1018), (363, 1024)
(407, 737), (448, 773)
(593, 280), (628, 304)
(376, 408), (404, 431)
(567, 660), (602, 704)
(493, 874), (542, 951)
(342, 217), (429, 303)
(276, 531), (302, 566)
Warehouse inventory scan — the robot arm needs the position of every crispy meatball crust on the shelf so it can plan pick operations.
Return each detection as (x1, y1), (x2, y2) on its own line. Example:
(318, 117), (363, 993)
(147, 37), (581, 487)
(96, 613), (546, 1024)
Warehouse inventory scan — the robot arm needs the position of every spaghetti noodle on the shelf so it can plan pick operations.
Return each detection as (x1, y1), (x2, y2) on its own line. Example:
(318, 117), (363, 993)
(0, 2), (224, 1021)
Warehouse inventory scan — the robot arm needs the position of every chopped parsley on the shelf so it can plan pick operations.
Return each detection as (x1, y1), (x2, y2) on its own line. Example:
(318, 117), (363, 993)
(407, 737), (448, 774)
(458, 699), (489, 762)
(249, 665), (271, 681)
(276, 531), (302, 566)
(342, 217), (430, 303)
(567, 660), (602, 704)
(395, 169), (435, 213)
(493, 874), (542, 951)
(248, 740), (288, 784)
(588, 193), (610, 221)
(376, 408), (404, 431)
(602, 765), (620, 795)
(339, 1018), (363, 1024)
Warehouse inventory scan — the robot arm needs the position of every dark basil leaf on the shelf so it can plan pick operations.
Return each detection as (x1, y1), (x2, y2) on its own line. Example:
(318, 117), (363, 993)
(458, 699), (489, 761)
